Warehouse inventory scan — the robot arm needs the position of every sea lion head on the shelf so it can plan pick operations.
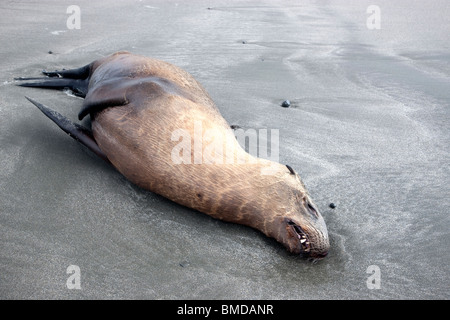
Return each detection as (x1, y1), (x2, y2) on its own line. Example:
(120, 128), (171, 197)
(269, 167), (330, 260)
(281, 200), (330, 260)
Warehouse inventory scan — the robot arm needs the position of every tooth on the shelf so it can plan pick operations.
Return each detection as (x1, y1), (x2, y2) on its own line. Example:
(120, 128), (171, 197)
(300, 239), (306, 243)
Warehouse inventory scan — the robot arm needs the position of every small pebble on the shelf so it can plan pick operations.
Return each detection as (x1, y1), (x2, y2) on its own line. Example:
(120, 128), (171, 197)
(179, 260), (190, 267)
(281, 100), (291, 108)
(329, 203), (336, 209)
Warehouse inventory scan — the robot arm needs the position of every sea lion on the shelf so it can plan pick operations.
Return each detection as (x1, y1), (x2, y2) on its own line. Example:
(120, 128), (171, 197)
(17, 51), (330, 259)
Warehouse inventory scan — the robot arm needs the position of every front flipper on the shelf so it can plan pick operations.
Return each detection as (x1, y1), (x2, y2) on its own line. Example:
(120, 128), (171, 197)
(77, 77), (138, 120)
(78, 76), (173, 120)
(25, 97), (110, 164)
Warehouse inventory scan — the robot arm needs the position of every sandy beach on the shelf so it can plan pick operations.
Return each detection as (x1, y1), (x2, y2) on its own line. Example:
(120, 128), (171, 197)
(0, 0), (449, 299)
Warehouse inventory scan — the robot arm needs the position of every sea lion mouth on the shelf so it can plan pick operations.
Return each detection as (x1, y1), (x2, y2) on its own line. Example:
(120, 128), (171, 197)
(287, 220), (310, 254)
(293, 225), (311, 253)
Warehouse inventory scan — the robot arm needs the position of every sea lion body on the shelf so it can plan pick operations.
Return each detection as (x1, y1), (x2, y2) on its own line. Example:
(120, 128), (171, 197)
(19, 52), (330, 259)
(89, 53), (258, 223)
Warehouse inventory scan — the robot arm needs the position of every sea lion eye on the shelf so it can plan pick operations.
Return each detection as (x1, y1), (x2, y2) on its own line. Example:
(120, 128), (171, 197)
(307, 202), (318, 218)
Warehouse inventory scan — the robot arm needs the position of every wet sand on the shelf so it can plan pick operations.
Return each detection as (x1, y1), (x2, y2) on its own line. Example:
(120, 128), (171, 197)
(0, 0), (449, 299)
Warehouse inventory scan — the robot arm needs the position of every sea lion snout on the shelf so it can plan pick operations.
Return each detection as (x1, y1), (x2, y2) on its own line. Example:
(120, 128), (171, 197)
(261, 170), (330, 259)
(280, 202), (330, 259)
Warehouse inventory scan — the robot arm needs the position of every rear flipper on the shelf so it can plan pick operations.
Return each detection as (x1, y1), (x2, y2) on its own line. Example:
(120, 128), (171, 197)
(42, 64), (91, 79)
(25, 96), (110, 164)
(16, 64), (91, 97)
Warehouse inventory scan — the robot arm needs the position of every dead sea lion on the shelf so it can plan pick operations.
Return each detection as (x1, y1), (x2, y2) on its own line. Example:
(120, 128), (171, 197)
(17, 51), (330, 259)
